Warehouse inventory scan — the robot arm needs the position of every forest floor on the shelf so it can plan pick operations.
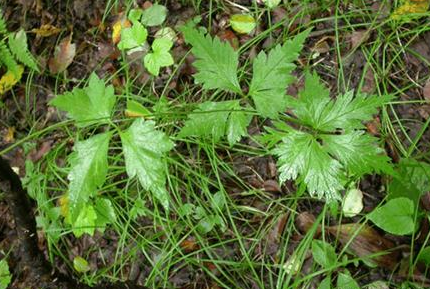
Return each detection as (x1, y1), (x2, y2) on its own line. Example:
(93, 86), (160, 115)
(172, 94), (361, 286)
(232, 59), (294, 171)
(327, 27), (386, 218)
(1, 0), (430, 288)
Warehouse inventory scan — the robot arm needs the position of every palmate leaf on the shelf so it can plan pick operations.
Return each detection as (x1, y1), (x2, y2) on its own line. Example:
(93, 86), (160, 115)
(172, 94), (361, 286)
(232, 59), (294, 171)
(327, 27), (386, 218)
(50, 72), (116, 127)
(180, 23), (241, 94)
(67, 132), (111, 222)
(249, 29), (310, 118)
(179, 100), (252, 146)
(121, 118), (174, 210)
(273, 73), (394, 200)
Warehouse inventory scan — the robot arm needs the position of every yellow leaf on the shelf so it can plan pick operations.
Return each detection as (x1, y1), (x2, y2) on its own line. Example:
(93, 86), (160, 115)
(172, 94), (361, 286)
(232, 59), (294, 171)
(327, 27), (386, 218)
(4, 127), (15, 143)
(391, 0), (430, 19)
(31, 24), (62, 37)
(0, 65), (24, 94)
(112, 16), (131, 44)
(59, 194), (69, 218)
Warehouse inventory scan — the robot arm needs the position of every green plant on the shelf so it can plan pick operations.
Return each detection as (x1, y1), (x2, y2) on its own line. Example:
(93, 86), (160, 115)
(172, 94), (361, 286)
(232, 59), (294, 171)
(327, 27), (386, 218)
(0, 259), (11, 289)
(49, 73), (173, 237)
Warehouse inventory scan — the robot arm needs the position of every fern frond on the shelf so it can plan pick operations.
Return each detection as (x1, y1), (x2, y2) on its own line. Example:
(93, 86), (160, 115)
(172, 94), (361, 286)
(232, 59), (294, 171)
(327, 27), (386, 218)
(9, 30), (39, 71)
(0, 39), (19, 76)
(0, 11), (7, 35)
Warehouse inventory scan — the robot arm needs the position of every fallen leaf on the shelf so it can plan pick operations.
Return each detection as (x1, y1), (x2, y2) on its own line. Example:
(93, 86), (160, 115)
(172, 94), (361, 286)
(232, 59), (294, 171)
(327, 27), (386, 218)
(48, 34), (76, 74)
(423, 78), (430, 101)
(4, 127), (15, 143)
(230, 14), (256, 34)
(391, 0), (430, 20)
(342, 188), (364, 217)
(111, 15), (131, 44)
(180, 236), (199, 253)
(73, 256), (91, 273)
(348, 30), (369, 51)
(327, 223), (400, 269)
(0, 65), (24, 94)
(217, 29), (239, 50)
(31, 24), (62, 37)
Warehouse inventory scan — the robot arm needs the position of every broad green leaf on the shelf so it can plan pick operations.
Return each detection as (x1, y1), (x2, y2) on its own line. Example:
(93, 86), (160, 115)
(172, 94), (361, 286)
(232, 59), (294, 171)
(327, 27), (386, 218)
(317, 276), (332, 289)
(211, 191), (226, 211)
(121, 118), (174, 210)
(94, 198), (116, 231)
(312, 239), (337, 269)
(141, 4), (167, 26)
(388, 159), (430, 207)
(337, 271), (360, 289)
(273, 131), (343, 200)
(230, 14), (256, 34)
(118, 21), (148, 50)
(249, 29), (309, 118)
(180, 23), (241, 94)
(67, 132), (111, 222)
(197, 217), (215, 234)
(264, 0), (282, 9)
(50, 73), (116, 127)
(73, 256), (91, 273)
(144, 38), (174, 76)
(179, 100), (251, 146)
(0, 259), (11, 289)
(155, 27), (177, 42)
(128, 8), (143, 23)
(342, 188), (363, 217)
(125, 99), (152, 118)
(367, 197), (415, 235)
(417, 246), (430, 266)
(73, 204), (97, 237)
(321, 131), (394, 176)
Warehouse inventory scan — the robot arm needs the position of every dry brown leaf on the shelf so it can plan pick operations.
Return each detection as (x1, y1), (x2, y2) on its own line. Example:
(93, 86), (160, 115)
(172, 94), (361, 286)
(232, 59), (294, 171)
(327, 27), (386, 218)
(48, 34), (76, 74)
(31, 24), (61, 37)
(327, 223), (400, 269)
(348, 30), (369, 51)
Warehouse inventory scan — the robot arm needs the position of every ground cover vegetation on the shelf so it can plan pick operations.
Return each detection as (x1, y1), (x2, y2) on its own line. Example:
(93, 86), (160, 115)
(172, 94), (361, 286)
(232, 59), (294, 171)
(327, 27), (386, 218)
(0, 0), (430, 288)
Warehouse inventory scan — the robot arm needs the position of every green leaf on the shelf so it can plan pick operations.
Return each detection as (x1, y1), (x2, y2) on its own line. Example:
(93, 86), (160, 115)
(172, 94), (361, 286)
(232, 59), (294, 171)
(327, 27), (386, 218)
(118, 21), (148, 50)
(73, 204), (97, 237)
(273, 131), (343, 200)
(337, 271), (360, 289)
(180, 23), (241, 94)
(312, 239), (337, 269)
(50, 73), (116, 127)
(125, 99), (152, 118)
(67, 132), (111, 222)
(179, 100), (251, 146)
(342, 188), (363, 218)
(249, 29), (309, 118)
(141, 4), (167, 26)
(197, 217), (215, 234)
(317, 276), (332, 289)
(128, 8), (143, 23)
(0, 259), (11, 289)
(230, 14), (256, 34)
(291, 73), (393, 131)
(417, 246), (430, 266)
(264, 0), (282, 9)
(144, 38), (174, 76)
(321, 131), (394, 177)
(121, 118), (174, 210)
(94, 198), (116, 231)
(130, 198), (147, 219)
(388, 159), (430, 207)
(8, 29), (39, 71)
(73, 256), (91, 273)
(367, 197), (415, 235)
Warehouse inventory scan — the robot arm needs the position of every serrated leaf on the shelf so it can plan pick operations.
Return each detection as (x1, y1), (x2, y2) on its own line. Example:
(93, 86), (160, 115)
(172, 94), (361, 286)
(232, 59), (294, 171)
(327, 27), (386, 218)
(73, 204), (97, 237)
(8, 30), (39, 71)
(73, 256), (91, 273)
(230, 14), (256, 34)
(367, 197), (415, 235)
(273, 131), (343, 200)
(118, 21), (147, 50)
(312, 239), (337, 269)
(121, 119), (174, 210)
(179, 100), (251, 146)
(67, 132), (111, 222)
(130, 198), (146, 219)
(50, 73), (116, 127)
(0, 259), (11, 289)
(249, 29), (309, 118)
(141, 4), (167, 26)
(321, 131), (394, 176)
(144, 38), (174, 76)
(180, 23), (241, 94)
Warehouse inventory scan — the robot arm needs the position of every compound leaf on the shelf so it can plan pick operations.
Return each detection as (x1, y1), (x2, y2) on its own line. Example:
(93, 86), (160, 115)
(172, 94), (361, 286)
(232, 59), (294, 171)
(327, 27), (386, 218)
(50, 72), (116, 127)
(249, 29), (309, 118)
(121, 119), (174, 210)
(144, 38), (174, 76)
(180, 23), (241, 94)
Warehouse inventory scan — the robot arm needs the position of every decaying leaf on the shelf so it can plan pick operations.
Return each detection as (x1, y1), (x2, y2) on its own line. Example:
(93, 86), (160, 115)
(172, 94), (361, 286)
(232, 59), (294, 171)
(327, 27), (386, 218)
(0, 65), (24, 94)
(391, 0), (430, 19)
(230, 14), (256, 34)
(48, 34), (76, 74)
(31, 24), (62, 37)
(112, 15), (131, 44)
(4, 127), (15, 143)
(342, 188), (364, 217)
